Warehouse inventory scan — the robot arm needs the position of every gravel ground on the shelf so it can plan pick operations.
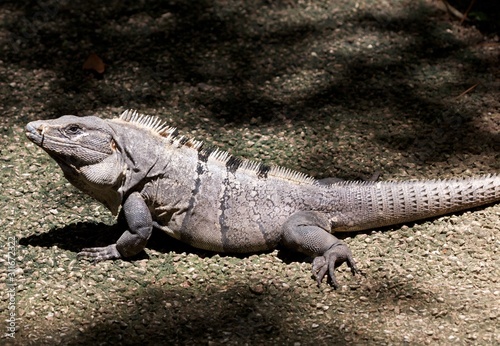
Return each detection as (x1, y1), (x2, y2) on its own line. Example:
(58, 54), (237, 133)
(1, 0), (499, 345)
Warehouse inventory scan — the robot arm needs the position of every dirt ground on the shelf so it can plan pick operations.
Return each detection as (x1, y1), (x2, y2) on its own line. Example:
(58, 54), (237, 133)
(1, 0), (499, 345)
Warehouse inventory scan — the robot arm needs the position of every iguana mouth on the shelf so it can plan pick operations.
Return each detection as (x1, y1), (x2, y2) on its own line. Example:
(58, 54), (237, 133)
(26, 122), (74, 148)
(25, 122), (70, 149)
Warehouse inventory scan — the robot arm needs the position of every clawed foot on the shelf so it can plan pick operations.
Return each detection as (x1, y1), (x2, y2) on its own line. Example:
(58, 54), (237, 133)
(77, 244), (122, 261)
(312, 242), (359, 288)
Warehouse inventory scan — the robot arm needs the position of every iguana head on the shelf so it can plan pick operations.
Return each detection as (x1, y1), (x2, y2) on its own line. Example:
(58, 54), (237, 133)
(26, 115), (124, 214)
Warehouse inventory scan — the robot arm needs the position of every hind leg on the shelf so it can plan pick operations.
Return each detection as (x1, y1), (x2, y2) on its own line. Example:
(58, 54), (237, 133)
(281, 211), (358, 288)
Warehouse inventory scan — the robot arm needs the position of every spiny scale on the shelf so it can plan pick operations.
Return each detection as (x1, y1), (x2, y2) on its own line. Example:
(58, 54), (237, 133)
(329, 175), (498, 186)
(119, 109), (203, 149)
(119, 109), (173, 137)
(117, 109), (316, 185)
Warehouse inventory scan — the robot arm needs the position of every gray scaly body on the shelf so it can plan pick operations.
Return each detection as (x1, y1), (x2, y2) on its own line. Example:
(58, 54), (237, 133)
(25, 110), (500, 287)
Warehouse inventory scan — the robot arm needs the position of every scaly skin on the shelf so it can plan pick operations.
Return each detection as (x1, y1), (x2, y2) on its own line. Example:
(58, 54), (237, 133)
(25, 110), (500, 287)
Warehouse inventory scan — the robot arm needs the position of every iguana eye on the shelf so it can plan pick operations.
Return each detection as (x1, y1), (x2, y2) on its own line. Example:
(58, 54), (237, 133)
(65, 124), (82, 135)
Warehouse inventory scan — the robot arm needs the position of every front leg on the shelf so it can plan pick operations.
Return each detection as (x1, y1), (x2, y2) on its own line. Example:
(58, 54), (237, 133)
(78, 192), (153, 260)
(281, 211), (358, 288)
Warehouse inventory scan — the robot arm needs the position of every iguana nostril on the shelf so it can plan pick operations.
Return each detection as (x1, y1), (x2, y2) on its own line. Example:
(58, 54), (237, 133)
(25, 122), (35, 134)
(25, 122), (44, 135)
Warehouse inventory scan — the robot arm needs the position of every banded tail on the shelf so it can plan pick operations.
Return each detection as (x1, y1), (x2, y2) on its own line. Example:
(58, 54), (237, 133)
(331, 174), (500, 232)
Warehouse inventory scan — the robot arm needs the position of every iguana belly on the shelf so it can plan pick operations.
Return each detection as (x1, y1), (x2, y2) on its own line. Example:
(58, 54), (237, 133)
(153, 205), (283, 253)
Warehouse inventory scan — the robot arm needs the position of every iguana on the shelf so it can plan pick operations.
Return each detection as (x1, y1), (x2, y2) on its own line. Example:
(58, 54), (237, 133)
(25, 110), (500, 287)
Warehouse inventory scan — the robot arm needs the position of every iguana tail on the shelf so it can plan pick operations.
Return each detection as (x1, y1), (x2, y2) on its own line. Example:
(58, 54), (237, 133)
(329, 174), (500, 232)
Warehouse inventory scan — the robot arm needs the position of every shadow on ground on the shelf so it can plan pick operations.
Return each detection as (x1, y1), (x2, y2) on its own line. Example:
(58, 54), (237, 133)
(19, 223), (436, 345)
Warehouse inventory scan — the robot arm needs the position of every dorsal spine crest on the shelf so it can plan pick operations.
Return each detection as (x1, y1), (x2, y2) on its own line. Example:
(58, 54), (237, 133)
(116, 109), (316, 185)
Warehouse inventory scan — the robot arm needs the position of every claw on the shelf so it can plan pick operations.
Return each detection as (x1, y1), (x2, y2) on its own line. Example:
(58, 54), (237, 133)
(311, 242), (358, 288)
(77, 244), (121, 261)
(312, 256), (329, 286)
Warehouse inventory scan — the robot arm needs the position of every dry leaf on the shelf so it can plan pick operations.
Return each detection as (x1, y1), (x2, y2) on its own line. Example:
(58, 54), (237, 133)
(82, 53), (105, 74)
